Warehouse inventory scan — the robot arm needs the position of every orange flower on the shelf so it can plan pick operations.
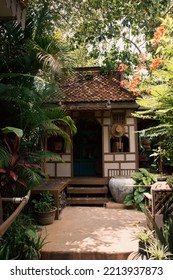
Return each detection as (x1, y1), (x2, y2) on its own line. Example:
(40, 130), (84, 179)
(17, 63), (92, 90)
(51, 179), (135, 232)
(118, 63), (128, 73)
(129, 77), (140, 91)
(152, 25), (165, 45)
(120, 79), (128, 87)
(150, 57), (162, 70)
(132, 90), (142, 97)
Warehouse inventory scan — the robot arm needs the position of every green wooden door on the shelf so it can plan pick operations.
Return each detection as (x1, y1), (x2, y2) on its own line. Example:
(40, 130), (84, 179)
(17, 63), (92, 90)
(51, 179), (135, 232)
(73, 119), (102, 177)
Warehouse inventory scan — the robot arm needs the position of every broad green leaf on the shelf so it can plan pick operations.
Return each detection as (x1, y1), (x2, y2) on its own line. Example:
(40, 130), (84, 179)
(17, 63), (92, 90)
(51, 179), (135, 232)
(123, 193), (134, 205)
(137, 187), (149, 193)
(1, 127), (23, 137)
(134, 191), (145, 204)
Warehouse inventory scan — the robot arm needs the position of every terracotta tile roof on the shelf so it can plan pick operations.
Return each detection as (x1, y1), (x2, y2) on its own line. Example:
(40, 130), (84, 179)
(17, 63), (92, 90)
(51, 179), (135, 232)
(56, 67), (134, 104)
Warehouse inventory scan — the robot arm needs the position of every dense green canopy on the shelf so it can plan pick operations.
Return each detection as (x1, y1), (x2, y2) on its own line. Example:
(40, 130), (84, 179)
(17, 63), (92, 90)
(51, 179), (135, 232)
(27, 0), (173, 67)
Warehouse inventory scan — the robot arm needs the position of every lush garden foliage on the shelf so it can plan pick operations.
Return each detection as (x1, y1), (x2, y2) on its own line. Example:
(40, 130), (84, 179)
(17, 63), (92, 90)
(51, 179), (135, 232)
(119, 16), (173, 163)
(1, 0), (173, 259)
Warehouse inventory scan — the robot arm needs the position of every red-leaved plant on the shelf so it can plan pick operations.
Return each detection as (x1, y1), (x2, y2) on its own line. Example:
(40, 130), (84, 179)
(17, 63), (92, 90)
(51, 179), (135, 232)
(0, 127), (45, 197)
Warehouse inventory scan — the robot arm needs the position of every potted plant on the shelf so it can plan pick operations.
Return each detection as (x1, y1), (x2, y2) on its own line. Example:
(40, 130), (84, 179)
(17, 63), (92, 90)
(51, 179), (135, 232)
(33, 192), (57, 225)
(133, 228), (154, 257)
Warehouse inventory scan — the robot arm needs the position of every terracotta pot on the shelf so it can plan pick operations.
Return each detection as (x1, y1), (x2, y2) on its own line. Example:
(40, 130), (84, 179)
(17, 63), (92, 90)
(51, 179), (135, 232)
(34, 207), (57, 225)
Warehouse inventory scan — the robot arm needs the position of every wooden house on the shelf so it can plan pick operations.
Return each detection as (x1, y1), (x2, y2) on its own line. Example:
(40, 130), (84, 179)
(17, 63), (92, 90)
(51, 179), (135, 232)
(45, 67), (139, 179)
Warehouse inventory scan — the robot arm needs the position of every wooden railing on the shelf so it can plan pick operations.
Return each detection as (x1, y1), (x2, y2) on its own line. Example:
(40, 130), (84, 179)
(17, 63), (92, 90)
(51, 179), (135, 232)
(108, 168), (138, 178)
(0, 190), (31, 238)
(144, 182), (173, 229)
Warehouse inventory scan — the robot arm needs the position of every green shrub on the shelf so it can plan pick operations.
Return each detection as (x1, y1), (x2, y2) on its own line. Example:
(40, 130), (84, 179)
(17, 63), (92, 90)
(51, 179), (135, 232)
(131, 168), (157, 185)
(123, 168), (157, 212)
(32, 191), (54, 212)
(0, 213), (46, 259)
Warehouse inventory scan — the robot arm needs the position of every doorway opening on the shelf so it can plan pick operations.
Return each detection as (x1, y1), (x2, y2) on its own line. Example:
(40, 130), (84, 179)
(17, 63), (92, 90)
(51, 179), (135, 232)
(73, 118), (102, 177)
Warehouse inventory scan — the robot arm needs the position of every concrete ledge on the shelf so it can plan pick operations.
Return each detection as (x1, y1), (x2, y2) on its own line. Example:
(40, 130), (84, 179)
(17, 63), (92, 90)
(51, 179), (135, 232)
(106, 201), (135, 209)
(41, 250), (131, 260)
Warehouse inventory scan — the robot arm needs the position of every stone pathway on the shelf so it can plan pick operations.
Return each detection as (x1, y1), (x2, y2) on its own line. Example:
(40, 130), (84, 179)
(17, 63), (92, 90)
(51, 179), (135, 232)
(41, 206), (146, 260)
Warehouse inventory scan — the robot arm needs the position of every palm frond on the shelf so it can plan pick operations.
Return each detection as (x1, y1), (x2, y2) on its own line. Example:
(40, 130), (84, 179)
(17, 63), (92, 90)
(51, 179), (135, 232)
(39, 122), (71, 143)
(44, 108), (67, 120)
(33, 150), (64, 163)
(20, 167), (46, 188)
(0, 145), (11, 168)
(61, 116), (77, 135)
(142, 124), (173, 138)
(32, 36), (73, 79)
(43, 109), (77, 135)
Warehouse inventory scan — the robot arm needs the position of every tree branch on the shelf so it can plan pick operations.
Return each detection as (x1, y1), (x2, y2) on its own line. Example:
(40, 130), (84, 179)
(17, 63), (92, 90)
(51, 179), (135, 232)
(122, 36), (142, 54)
(163, 5), (173, 17)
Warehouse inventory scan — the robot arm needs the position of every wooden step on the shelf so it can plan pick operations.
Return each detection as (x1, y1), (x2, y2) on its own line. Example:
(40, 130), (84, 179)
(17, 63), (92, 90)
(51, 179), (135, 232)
(67, 186), (108, 194)
(69, 178), (108, 185)
(66, 197), (108, 205)
(66, 178), (109, 207)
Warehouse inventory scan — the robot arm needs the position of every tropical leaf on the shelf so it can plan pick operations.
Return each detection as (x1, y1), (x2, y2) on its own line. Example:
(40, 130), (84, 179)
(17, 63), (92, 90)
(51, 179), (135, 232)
(0, 146), (11, 168)
(134, 190), (145, 204)
(137, 187), (149, 193)
(33, 150), (64, 163)
(1, 127), (23, 138)
(138, 202), (146, 213)
(32, 36), (73, 78)
(123, 193), (134, 206)
(9, 171), (18, 181)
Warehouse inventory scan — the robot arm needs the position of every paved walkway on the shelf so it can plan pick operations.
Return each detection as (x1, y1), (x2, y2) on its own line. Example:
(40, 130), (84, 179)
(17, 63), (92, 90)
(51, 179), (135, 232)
(41, 206), (146, 260)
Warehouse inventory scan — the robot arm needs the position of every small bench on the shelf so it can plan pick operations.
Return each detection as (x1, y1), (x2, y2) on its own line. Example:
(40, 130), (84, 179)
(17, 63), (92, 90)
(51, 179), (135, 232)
(31, 179), (70, 220)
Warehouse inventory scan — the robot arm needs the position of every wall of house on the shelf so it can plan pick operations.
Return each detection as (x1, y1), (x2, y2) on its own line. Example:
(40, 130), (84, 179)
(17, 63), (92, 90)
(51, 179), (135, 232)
(45, 109), (138, 178)
(46, 141), (72, 177)
(102, 109), (138, 177)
